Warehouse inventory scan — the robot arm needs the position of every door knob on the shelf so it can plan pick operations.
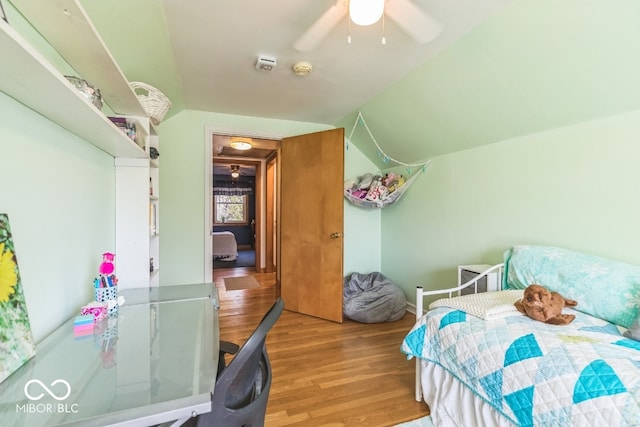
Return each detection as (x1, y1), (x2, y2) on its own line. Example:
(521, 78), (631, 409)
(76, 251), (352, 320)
(330, 232), (342, 239)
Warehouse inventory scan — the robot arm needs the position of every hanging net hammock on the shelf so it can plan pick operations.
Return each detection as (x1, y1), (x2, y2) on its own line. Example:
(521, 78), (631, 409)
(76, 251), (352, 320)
(344, 169), (425, 208)
(344, 111), (431, 209)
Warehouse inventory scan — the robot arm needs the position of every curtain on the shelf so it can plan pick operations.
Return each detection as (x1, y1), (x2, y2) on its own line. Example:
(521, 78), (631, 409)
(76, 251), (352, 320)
(213, 177), (253, 196)
(213, 186), (253, 196)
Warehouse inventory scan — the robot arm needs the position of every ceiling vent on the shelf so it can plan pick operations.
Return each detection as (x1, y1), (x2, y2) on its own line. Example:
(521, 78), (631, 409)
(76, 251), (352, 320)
(256, 55), (276, 71)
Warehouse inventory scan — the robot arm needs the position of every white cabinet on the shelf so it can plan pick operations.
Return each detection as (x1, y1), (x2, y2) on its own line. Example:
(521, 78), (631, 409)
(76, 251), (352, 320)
(5, 0), (161, 287)
(115, 119), (160, 289)
(112, 116), (160, 287)
(458, 264), (501, 295)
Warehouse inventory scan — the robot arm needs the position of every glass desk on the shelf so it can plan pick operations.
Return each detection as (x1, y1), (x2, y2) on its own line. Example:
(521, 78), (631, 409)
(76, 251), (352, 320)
(124, 283), (219, 307)
(0, 284), (220, 427)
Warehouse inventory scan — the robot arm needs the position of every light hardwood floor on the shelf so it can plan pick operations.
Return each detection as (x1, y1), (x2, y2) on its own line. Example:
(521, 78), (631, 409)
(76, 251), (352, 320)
(213, 267), (430, 427)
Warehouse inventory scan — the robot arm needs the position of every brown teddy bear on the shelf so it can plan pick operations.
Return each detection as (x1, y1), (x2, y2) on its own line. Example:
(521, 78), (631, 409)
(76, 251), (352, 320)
(514, 284), (578, 325)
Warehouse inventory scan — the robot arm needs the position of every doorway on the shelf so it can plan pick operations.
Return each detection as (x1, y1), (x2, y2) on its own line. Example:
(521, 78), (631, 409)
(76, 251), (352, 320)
(212, 161), (258, 269)
(206, 128), (345, 323)
(207, 132), (279, 280)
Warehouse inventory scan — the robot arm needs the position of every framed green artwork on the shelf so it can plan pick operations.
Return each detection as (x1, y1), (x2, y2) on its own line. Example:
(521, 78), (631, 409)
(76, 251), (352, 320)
(0, 214), (35, 383)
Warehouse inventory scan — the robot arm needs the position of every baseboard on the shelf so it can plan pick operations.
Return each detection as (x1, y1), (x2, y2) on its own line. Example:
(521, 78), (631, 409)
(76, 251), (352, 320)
(406, 302), (416, 315)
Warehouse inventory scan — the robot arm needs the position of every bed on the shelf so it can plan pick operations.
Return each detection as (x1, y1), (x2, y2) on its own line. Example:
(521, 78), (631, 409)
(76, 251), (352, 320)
(213, 231), (238, 261)
(401, 245), (640, 426)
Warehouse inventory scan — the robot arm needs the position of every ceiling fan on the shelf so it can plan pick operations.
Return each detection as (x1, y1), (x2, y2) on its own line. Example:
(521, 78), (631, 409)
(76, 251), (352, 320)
(294, 0), (442, 52)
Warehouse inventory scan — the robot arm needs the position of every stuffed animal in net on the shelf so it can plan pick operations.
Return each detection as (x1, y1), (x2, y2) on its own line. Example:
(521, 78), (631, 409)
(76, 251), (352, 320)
(514, 284), (578, 325)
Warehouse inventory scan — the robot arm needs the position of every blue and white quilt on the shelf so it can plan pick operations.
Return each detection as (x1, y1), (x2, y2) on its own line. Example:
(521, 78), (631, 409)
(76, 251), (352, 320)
(402, 307), (640, 426)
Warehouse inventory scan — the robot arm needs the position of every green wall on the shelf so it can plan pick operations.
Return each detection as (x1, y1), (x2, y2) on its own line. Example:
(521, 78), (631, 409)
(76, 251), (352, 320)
(158, 110), (382, 284)
(0, 3), (116, 343)
(381, 110), (640, 304)
(343, 139), (381, 275)
(0, 91), (115, 342)
(340, 0), (640, 169)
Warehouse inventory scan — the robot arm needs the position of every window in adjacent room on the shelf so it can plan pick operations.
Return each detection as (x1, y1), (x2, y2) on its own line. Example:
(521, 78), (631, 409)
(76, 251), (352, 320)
(214, 194), (248, 225)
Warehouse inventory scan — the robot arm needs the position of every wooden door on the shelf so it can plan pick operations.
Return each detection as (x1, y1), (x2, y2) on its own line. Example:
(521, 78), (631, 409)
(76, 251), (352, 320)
(278, 128), (344, 323)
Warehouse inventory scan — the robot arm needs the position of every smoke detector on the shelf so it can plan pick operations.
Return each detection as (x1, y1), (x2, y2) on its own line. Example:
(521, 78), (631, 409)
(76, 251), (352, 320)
(256, 55), (277, 71)
(292, 61), (313, 76)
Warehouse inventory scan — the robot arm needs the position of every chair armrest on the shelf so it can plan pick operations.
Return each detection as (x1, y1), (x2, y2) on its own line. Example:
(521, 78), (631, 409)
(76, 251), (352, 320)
(220, 340), (240, 356)
(218, 340), (240, 375)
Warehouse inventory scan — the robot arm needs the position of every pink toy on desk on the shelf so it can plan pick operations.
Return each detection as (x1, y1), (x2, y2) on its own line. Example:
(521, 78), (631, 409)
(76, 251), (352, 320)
(99, 252), (115, 275)
(81, 302), (108, 322)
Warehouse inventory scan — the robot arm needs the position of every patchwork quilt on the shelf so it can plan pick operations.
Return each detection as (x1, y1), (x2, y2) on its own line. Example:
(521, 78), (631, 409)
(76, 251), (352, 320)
(401, 307), (640, 426)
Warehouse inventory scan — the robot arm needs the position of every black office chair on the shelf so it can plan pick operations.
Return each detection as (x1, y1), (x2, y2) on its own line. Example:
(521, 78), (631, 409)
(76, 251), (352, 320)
(195, 298), (284, 427)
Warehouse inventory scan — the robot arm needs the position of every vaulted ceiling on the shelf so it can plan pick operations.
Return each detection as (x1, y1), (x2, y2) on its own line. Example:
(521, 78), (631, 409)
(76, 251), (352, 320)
(81, 0), (511, 125)
(74, 0), (640, 167)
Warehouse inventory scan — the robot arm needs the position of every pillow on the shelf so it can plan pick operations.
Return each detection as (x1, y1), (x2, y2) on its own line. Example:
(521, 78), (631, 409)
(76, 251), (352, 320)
(503, 245), (640, 328)
(429, 290), (525, 321)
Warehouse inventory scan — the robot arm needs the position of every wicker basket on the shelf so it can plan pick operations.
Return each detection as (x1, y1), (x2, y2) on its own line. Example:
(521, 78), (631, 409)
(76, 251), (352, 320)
(130, 81), (171, 125)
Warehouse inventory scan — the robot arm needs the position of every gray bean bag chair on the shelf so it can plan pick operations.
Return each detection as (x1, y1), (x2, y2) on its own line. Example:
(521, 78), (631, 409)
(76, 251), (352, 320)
(343, 271), (407, 323)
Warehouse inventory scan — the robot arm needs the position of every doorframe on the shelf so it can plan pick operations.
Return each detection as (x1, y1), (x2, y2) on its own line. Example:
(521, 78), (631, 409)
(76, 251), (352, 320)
(264, 153), (277, 274)
(204, 126), (283, 283)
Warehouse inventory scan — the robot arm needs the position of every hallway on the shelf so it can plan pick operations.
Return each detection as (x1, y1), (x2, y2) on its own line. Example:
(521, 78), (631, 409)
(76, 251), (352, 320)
(213, 249), (255, 269)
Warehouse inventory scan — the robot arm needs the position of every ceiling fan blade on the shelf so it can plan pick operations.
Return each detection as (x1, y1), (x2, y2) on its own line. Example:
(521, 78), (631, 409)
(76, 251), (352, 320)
(385, 0), (442, 44)
(294, 1), (347, 52)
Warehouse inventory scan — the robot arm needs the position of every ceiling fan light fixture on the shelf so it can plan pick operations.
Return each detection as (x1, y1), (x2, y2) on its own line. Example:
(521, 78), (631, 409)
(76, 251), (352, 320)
(229, 137), (253, 151)
(230, 164), (240, 178)
(349, 0), (384, 26)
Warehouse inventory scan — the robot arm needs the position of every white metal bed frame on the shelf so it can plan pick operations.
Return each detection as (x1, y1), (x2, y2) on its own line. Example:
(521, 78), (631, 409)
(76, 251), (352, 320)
(413, 263), (505, 401)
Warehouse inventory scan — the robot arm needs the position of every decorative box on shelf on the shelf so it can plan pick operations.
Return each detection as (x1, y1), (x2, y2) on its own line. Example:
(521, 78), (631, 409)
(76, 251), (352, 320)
(108, 116), (148, 150)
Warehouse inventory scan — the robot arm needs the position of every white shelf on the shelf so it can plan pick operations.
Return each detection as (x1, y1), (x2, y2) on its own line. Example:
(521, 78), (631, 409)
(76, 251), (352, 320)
(6, 0), (161, 288)
(11, 0), (147, 117)
(0, 18), (147, 158)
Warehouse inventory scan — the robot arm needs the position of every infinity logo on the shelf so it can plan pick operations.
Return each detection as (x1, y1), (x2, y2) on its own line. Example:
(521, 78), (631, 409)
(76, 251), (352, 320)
(24, 379), (71, 401)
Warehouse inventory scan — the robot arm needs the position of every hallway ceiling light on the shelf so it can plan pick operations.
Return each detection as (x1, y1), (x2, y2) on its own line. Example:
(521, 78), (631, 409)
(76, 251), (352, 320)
(230, 164), (240, 179)
(229, 137), (253, 151)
